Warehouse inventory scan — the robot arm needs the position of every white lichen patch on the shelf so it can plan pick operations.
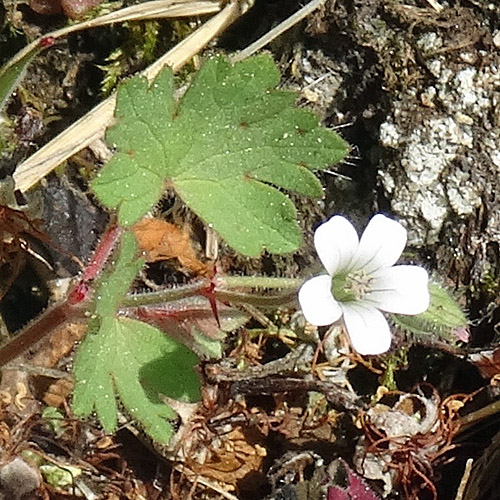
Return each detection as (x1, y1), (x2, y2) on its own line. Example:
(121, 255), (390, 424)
(402, 117), (470, 185)
(390, 184), (448, 245)
(417, 32), (443, 54)
(378, 47), (499, 246)
(446, 170), (482, 216)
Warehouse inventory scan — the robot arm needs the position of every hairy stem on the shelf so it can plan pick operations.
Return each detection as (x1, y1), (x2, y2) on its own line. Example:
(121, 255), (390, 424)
(214, 289), (297, 308)
(120, 276), (300, 310)
(0, 222), (122, 367)
(216, 276), (302, 289)
(0, 302), (86, 367)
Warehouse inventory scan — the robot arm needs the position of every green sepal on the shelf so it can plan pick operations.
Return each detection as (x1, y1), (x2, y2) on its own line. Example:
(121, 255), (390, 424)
(392, 281), (468, 340)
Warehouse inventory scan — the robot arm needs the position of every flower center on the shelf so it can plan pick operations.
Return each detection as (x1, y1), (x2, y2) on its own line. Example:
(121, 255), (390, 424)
(331, 270), (371, 303)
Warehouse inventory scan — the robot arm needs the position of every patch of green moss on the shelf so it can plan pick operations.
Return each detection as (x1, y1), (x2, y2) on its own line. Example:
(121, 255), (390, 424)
(379, 349), (408, 391)
(99, 18), (199, 96)
(480, 271), (500, 296)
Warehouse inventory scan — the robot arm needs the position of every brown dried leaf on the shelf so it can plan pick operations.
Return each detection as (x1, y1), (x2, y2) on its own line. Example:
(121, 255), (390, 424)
(188, 428), (267, 486)
(469, 348), (500, 379)
(31, 322), (86, 368)
(132, 218), (208, 275)
(43, 379), (73, 408)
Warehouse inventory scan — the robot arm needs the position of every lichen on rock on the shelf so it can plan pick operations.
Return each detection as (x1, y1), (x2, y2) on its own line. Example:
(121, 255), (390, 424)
(378, 33), (499, 247)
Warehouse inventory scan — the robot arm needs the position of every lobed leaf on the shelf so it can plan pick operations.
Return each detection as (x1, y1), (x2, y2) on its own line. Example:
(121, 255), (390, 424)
(94, 231), (143, 317)
(92, 54), (349, 256)
(73, 317), (200, 443)
(73, 230), (201, 443)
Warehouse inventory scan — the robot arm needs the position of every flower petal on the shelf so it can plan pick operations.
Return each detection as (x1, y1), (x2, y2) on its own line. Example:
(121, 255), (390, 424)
(365, 265), (429, 315)
(314, 215), (359, 275)
(298, 275), (342, 326)
(342, 303), (392, 355)
(349, 214), (407, 273)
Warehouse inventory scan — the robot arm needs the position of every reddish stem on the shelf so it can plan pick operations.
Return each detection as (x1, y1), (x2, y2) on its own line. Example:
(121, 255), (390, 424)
(68, 223), (123, 305)
(80, 223), (122, 283)
(201, 280), (221, 328)
(0, 302), (85, 367)
(0, 223), (122, 367)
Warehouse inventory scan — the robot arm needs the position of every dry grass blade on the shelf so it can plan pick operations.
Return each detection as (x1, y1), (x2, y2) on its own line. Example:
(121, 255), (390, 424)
(454, 458), (473, 500)
(0, 1), (220, 107)
(231, 0), (327, 63)
(424, 0), (444, 12)
(13, 0), (252, 193)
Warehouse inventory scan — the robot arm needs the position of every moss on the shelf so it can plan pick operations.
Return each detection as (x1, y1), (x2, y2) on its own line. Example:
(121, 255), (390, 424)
(480, 272), (500, 297)
(379, 349), (408, 391)
(99, 18), (197, 96)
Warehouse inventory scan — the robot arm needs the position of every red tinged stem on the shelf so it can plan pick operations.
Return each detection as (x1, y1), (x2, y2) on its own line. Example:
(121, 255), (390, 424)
(80, 223), (122, 283)
(201, 281), (221, 328)
(0, 302), (86, 366)
(39, 36), (56, 48)
(68, 223), (122, 305)
(0, 223), (122, 367)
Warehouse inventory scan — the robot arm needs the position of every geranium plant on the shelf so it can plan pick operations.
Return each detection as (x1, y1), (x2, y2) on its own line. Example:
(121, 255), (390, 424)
(0, 54), (467, 444)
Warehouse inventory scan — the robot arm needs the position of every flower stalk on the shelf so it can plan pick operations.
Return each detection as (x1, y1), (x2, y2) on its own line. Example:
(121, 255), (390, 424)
(0, 226), (303, 367)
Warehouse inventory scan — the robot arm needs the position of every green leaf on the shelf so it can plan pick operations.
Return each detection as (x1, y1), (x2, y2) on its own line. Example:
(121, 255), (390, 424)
(40, 464), (82, 488)
(73, 230), (201, 443)
(73, 317), (200, 443)
(94, 231), (143, 317)
(92, 54), (349, 256)
(0, 46), (41, 112)
(42, 407), (66, 438)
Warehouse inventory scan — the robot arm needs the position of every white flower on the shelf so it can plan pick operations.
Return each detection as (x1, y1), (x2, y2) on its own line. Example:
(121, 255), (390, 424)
(298, 214), (429, 355)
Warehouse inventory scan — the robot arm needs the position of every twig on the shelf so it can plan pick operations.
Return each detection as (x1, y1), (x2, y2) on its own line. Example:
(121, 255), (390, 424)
(230, 376), (363, 411)
(454, 458), (473, 500)
(459, 399), (500, 432)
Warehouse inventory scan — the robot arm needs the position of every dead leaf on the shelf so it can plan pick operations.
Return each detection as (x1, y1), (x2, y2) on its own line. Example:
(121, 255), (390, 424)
(96, 436), (115, 449)
(132, 217), (208, 275)
(43, 379), (73, 408)
(187, 428), (267, 486)
(469, 348), (500, 380)
(31, 322), (86, 368)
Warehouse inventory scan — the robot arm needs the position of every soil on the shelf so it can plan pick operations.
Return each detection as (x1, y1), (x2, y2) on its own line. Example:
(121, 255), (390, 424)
(0, 0), (499, 499)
